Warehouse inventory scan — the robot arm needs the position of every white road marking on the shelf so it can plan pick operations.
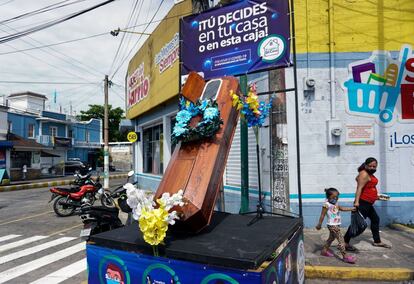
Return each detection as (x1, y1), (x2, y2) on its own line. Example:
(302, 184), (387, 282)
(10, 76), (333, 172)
(0, 242), (85, 284)
(30, 258), (87, 284)
(0, 237), (76, 265)
(0, 234), (21, 243)
(382, 254), (389, 259)
(403, 244), (413, 249)
(0, 235), (48, 253)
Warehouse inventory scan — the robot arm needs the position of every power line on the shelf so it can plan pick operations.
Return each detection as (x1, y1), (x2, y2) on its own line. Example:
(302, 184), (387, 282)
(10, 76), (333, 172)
(107, 0), (141, 74)
(110, 0), (166, 80)
(0, 32), (107, 55)
(0, 0), (85, 25)
(1, 41), (99, 83)
(0, 80), (98, 84)
(0, 0), (14, 7)
(0, 24), (105, 80)
(0, 12), (192, 56)
(0, 0), (116, 44)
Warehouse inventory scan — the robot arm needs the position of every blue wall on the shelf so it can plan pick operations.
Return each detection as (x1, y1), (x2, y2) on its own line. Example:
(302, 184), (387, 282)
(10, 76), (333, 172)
(42, 122), (66, 137)
(72, 119), (101, 142)
(41, 111), (66, 121)
(67, 148), (89, 162)
(7, 112), (39, 138)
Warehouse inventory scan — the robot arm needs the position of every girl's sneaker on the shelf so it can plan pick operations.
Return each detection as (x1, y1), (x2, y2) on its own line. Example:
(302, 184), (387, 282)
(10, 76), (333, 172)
(321, 249), (334, 257)
(343, 255), (356, 264)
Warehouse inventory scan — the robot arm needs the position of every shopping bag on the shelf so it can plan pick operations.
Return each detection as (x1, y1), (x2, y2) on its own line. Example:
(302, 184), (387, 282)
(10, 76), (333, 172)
(349, 210), (367, 237)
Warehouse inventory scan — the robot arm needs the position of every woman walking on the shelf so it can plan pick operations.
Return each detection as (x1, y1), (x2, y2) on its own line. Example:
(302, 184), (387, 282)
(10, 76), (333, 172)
(344, 157), (391, 250)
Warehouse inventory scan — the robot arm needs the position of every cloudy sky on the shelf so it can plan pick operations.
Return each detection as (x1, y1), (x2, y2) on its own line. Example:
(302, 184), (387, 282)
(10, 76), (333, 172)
(0, 0), (175, 115)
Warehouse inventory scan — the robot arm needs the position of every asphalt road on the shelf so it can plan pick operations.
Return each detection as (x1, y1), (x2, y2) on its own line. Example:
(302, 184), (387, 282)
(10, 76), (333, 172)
(0, 178), (126, 284)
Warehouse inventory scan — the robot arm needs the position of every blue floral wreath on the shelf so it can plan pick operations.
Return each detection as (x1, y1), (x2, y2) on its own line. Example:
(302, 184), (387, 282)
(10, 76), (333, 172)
(172, 97), (222, 144)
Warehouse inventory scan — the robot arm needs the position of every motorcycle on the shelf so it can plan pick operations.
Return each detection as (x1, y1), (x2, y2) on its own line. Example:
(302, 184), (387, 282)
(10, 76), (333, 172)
(50, 174), (103, 217)
(78, 171), (135, 239)
(100, 170), (135, 210)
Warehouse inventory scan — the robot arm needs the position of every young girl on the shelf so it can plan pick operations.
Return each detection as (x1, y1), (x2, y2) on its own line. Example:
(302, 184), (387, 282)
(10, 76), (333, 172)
(316, 188), (356, 263)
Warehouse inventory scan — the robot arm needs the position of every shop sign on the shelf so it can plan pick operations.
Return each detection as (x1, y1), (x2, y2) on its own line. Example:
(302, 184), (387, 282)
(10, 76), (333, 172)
(53, 137), (72, 147)
(155, 33), (179, 74)
(180, 0), (290, 80)
(127, 132), (139, 143)
(345, 124), (375, 145)
(127, 63), (150, 108)
(343, 45), (414, 126)
(126, 0), (192, 119)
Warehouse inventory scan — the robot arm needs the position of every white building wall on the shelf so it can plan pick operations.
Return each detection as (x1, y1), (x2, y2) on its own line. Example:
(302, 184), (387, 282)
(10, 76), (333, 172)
(286, 62), (414, 226)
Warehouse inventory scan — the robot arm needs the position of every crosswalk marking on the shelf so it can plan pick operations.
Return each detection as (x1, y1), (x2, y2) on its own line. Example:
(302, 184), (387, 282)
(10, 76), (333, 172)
(0, 242), (85, 284)
(0, 236), (76, 265)
(0, 235), (48, 253)
(0, 234), (21, 243)
(30, 258), (87, 284)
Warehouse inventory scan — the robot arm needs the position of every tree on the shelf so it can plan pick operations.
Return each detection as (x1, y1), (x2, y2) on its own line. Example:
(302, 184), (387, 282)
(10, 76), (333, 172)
(78, 104), (125, 142)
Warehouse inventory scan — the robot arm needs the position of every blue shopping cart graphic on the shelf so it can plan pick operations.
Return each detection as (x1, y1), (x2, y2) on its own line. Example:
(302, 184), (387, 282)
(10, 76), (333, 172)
(344, 46), (410, 124)
(344, 80), (400, 123)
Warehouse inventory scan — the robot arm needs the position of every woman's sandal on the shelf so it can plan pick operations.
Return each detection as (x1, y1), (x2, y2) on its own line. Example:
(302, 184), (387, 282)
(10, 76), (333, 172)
(321, 249), (334, 257)
(345, 245), (357, 252)
(343, 255), (356, 264)
(372, 242), (392, 248)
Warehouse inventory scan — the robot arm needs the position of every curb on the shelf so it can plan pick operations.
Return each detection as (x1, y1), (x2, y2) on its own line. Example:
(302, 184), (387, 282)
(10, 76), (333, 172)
(0, 174), (128, 192)
(389, 223), (414, 234)
(305, 265), (414, 281)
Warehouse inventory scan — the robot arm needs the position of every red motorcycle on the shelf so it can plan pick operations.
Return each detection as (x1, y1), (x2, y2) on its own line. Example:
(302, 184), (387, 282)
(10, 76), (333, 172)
(49, 175), (103, 217)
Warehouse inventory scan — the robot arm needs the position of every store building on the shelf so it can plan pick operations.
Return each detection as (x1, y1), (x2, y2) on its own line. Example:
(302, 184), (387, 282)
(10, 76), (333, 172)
(127, 0), (414, 227)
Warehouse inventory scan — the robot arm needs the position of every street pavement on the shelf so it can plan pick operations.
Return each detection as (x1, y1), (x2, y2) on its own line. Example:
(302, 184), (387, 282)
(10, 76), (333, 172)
(0, 179), (126, 284)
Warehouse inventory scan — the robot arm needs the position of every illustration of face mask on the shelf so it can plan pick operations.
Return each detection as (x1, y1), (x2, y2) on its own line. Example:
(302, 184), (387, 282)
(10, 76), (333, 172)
(328, 198), (337, 205)
(106, 279), (121, 284)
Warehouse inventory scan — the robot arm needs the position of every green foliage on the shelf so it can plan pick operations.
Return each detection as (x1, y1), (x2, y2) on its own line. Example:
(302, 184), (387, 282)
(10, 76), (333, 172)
(78, 104), (125, 142)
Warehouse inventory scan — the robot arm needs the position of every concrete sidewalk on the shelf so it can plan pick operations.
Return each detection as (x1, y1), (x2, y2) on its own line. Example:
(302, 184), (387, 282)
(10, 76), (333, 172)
(304, 226), (414, 281)
(0, 172), (129, 192)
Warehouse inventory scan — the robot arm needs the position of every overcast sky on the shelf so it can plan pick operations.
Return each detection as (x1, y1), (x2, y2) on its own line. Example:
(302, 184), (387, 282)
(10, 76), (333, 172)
(0, 0), (174, 115)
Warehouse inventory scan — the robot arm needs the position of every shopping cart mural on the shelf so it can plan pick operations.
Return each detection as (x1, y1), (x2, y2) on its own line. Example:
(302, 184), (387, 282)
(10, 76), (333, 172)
(343, 45), (414, 126)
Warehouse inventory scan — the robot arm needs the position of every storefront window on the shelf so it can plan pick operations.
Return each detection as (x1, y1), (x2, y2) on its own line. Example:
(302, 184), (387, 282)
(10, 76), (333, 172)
(143, 125), (163, 175)
(170, 117), (177, 153)
(10, 151), (31, 169)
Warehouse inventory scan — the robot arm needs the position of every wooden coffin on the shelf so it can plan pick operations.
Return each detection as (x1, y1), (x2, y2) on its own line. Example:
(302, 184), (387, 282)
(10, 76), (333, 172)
(155, 73), (240, 232)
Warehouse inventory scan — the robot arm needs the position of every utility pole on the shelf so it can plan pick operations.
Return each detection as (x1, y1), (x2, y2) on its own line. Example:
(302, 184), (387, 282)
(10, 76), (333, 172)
(104, 75), (109, 190)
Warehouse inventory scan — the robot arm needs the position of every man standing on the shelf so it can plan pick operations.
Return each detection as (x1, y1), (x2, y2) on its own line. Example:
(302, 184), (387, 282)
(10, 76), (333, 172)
(22, 164), (27, 180)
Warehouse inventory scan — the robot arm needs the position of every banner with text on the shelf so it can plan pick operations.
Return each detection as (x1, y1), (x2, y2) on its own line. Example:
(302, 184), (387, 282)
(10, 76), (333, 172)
(180, 0), (290, 80)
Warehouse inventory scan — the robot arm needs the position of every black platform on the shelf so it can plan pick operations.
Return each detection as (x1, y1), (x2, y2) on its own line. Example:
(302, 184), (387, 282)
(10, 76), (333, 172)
(89, 212), (302, 270)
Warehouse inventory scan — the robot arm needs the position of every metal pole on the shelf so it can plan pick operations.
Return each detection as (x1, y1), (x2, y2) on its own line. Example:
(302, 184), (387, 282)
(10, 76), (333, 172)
(290, 0), (303, 217)
(240, 74), (249, 213)
(104, 75), (109, 190)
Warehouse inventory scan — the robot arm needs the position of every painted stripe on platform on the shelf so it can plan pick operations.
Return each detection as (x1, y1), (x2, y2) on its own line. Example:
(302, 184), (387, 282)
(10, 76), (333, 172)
(0, 237), (76, 265)
(29, 258), (86, 284)
(0, 235), (21, 243)
(0, 242), (85, 284)
(0, 236), (48, 253)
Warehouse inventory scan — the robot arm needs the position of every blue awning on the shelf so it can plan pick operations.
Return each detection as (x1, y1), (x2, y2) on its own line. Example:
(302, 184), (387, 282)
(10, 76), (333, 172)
(0, 141), (13, 148)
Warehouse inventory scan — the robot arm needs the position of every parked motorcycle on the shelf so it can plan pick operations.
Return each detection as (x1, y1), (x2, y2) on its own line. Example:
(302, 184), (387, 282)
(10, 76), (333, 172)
(79, 205), (123, 239)
(100, 170), (135, 210)
(78, 171), (135, 239)
(50, 174), (103, 217)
